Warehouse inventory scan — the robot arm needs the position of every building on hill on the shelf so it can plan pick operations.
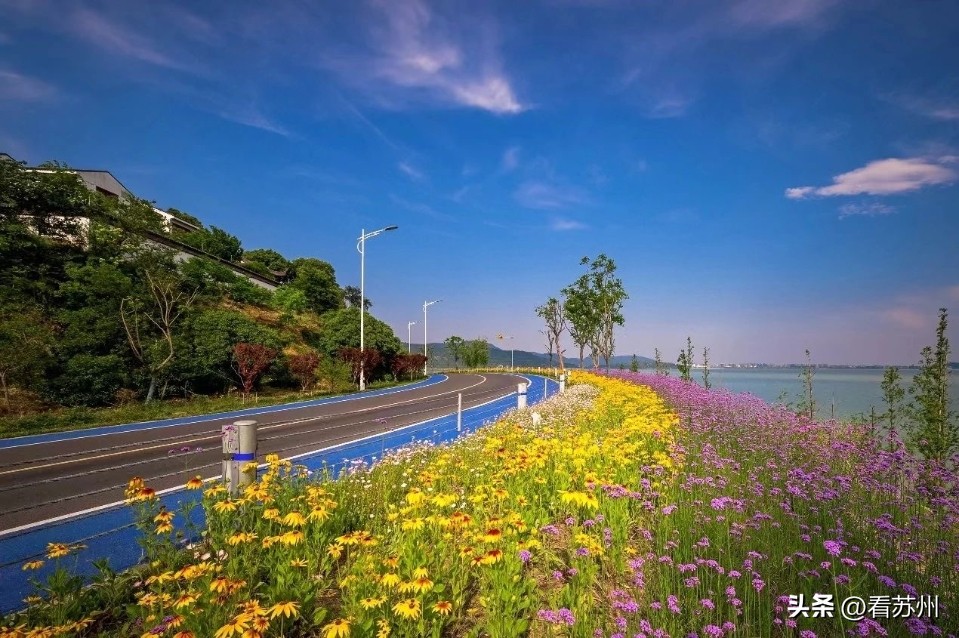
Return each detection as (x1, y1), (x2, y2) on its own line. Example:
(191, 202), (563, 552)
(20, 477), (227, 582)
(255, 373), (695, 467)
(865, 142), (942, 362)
(3, 152), (278, 290)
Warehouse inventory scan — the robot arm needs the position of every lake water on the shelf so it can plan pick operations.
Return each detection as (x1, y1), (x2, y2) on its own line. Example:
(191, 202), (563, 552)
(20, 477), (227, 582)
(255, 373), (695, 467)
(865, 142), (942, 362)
(639, 367), (959, 421)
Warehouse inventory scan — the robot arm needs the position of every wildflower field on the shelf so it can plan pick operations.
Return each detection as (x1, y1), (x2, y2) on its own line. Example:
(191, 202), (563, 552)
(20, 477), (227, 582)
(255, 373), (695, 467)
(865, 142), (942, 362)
(3, 371), (956, 637)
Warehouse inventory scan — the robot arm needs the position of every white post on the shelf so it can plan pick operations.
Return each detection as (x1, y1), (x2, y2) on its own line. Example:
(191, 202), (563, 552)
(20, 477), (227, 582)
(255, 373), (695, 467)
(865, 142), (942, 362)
(407, 321), (415, 353)
(221, 423), (239, 495)
(559, 373), (566, 394)
(457, 392), (462, 432)
(236, 419), (258, 488)
(423, 302), (428, 375)
(517, 382), (528, 410)
(359, 229), (366, 391)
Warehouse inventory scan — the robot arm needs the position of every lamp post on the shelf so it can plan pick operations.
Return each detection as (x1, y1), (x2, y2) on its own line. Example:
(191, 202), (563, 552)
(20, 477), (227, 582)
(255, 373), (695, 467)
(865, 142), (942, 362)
(357, 225), (398, 391)
(497, 334), (515, 370)
(423, 300), (441, 375)
(407, 321), (416, 353)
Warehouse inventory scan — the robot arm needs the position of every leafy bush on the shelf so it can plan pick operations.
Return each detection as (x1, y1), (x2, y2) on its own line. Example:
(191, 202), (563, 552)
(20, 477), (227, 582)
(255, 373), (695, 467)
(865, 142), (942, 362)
(46, 354), (127, 407)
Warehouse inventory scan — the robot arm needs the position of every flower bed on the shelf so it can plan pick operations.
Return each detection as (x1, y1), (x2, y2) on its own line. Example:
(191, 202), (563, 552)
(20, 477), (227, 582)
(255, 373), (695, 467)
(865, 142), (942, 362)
(3, 371), (955, 637)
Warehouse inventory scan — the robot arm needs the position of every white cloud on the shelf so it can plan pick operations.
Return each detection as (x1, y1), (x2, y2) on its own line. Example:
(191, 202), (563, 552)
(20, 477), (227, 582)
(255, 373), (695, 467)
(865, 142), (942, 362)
(786, 157), (957, 199)
(551, 217), (588, 231)
(398, 161), (425, 180)
(889, 94), (959, 121)
(501, 146), (520, 172)
(838, 202), (895, 219)
(71, 8), (184, 70)
(214, 106), (291, 137)
(328, 0), (524, 115)
(0, 69), (55, 102)
(515, 181), (589, 209)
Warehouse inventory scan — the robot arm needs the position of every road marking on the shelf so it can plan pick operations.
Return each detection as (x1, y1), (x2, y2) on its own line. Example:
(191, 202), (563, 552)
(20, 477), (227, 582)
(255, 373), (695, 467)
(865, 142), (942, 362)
(0, 375), (448, 450)
(0, 376), (492, 477)
(0, 374), (526, 538)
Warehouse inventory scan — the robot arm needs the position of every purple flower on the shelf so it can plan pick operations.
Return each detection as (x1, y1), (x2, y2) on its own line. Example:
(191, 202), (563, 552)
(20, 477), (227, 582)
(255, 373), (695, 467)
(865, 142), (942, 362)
(823, 540), (842, 556)
(700, 599), (715, 610)
(878, 575), (896, 588)
(703, 626), (723, 638)
(752, 577), (765, 592)
(518, 550), (531, 564)
(800, 632), (817, 638)
(576, 547), (590, 557)
(684, 576), (700, 588)
(667, 595), (681, 614)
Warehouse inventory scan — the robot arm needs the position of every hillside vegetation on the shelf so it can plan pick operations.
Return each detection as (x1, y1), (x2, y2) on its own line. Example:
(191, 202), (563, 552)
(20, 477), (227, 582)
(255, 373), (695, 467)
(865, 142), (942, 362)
(0, 159), (423, 428)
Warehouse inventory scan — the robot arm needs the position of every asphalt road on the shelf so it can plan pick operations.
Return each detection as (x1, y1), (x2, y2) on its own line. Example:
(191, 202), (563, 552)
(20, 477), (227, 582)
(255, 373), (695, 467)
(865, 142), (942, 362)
(0, 373), (524, 532)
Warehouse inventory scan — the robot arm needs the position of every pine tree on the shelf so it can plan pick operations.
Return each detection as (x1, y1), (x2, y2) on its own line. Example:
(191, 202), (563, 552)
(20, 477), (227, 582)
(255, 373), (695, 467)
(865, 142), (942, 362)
(908, 308), (956, 461)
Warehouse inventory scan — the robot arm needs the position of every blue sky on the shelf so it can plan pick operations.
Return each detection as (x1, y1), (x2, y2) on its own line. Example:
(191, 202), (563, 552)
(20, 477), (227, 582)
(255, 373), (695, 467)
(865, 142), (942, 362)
(1, 0), (957, 365)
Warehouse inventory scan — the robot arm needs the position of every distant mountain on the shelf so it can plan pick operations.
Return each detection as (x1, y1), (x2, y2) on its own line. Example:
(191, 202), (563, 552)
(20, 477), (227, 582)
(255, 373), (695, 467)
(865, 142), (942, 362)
(411, 343), (655, 370)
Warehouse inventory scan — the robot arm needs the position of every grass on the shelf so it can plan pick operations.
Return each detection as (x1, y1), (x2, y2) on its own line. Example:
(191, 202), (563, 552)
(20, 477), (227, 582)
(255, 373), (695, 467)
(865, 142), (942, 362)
(0, 378), (421, 440)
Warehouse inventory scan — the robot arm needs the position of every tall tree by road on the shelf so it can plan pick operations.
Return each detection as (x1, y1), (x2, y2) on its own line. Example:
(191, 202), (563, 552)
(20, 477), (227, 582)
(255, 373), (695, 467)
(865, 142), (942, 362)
(564, 254), (627, 371)
(444, 336), (466, 369)
(536, 297), (567, 372)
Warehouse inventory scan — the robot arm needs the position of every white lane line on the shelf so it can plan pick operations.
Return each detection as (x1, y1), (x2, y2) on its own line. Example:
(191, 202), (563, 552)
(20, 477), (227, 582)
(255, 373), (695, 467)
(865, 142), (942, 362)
(0, 375), (449, 450)
(0, 375), (517, 539)
(0, 376), (492, 477)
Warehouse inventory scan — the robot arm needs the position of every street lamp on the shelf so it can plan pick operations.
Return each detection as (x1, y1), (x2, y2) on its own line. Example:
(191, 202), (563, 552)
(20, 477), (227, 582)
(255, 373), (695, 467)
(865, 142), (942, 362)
(497, 334), (515, 370)
(423, 300), (441, 375)
(407, 321), (416, 353)
(357, 225), (398, 390)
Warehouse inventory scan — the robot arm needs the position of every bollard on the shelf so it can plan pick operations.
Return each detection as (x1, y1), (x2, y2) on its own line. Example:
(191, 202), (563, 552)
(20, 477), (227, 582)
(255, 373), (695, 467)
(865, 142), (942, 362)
(559, 372), (566, 394)
(235, 420), (258, 488)
(221, 423), (239, 495)
(457, 393), (463, 433)
(517, 382), (528, 410)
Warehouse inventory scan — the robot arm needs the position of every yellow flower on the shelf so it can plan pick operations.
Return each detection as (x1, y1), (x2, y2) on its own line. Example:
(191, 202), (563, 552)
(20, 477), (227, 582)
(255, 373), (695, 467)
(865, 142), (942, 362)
(268, 601), (299, 619)
(376, 619), (391, 638)
(382, 556), (399, 569)
(559, 490), (599, 510)
(479, 549), (503, 565)
(392, 598), (421, 620)
(155, 522), (174, 535)
(213, 500), (239, 513)
(262, 508), (280, 520)
(214, 615), (250, 638)
(400, 518), (425, 531)
(327, 543), (343, 559)
(411, 567), (429, 579)
(281, 511), (306, 527)
(22, 560), (44, 571)
(360, 596), (385, 609)
(45, 543), (71, 559)
(227, 532), (258, 546)
(153, 509), (174, 524)
(322, 618), (351, 638)
(279, 530), (303, 546)
(307, 507), (329, 522)
(432, 600), (453, 616)
(290, 558), (308, 568)
(480, 528), (502, 543)
(210, 576), (231, 594)
(379, 572), (401, 588)
(173, 632), (196, 638)
(173, 593), (198, 610)
(185, 476), (204, 490)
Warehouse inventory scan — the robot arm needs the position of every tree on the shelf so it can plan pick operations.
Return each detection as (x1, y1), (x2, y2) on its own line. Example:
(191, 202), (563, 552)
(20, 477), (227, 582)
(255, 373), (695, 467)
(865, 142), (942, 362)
(0, 305), (53, 409)
(462, 339), (490, 368)
(120, 253), (198, 402)
(178, 226), (243, 262)
(677, 337), (694, 382)
(288, 351), (321, 392)
(243, 248), (291, 274)
(343, 285), (372, 310)
(392, 353), (427, 380)
(563, 255), (627, 371)
(630, 354), (639, 373)
(315, 307), (402, 368)
(881, 366), (906, 431)
(908, 308), (956, 461)
(796, 349), (816, 420)
(654, 348), (667, 376)
(536, 297), (567, 372)
(702, 347), (711, 390)
(444, 336), (466, 370)
(183, 308), (282, 393)
(562, 276), (599, 369)
(338, 347), (382, 386)
(232, 343), (277, 397)
(288, 258), (343, 314)
(272, 286), (309, 318)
